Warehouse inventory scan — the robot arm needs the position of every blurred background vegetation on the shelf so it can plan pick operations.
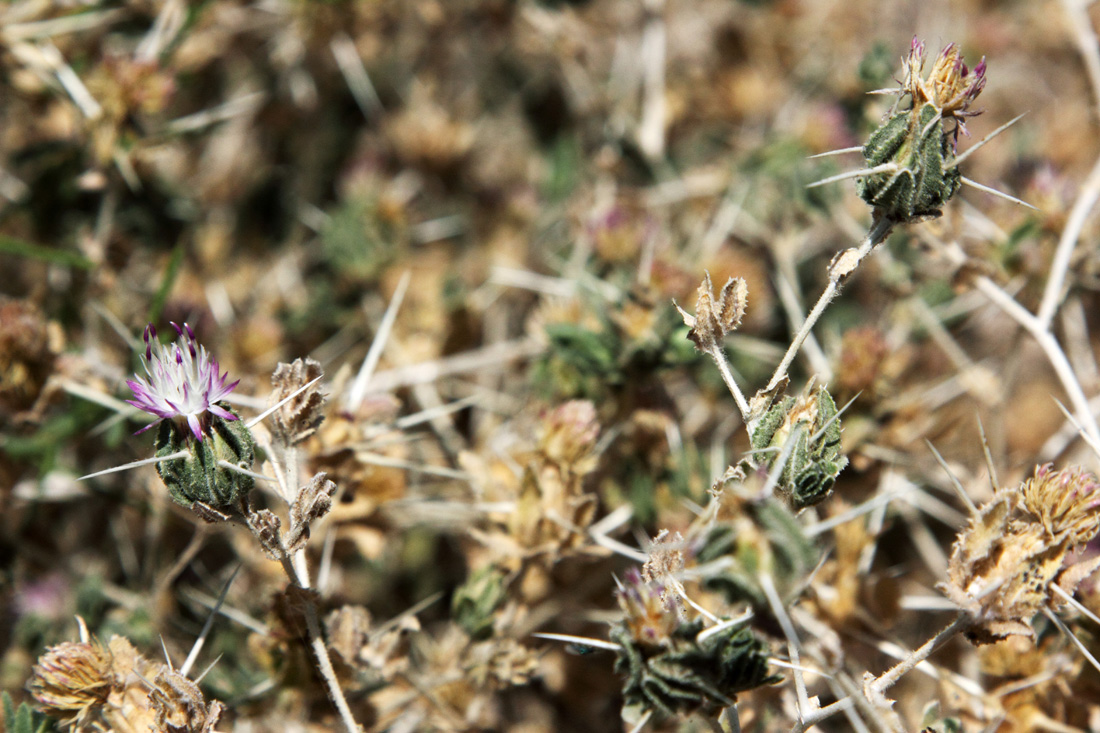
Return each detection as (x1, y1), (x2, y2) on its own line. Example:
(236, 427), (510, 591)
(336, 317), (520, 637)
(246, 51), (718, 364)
(2, 0), (1100, 731)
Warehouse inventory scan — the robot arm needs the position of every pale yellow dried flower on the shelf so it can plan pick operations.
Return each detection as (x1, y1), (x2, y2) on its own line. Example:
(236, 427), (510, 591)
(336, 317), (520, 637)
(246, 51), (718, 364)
(941, 464), (1100, 644)
(1019, 463), (1100, 547)
(29, 639), (116, 723)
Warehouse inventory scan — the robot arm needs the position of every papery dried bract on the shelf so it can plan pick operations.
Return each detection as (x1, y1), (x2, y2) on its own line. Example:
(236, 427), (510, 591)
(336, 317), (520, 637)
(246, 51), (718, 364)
(270, 358), (327, 447)
(148, 668), (224, 733)
(941, 464), (1100, 644)
(678, 273), (748, 351)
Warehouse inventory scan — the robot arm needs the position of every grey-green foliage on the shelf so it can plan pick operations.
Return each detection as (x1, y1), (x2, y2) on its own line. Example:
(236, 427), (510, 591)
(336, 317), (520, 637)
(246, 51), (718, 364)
(750, 385), (847, 509)
(2, 692), (52, 733)
(154, 405), (256, 508)
(452, 566), (508, 641)
(696, 499), (819, 609)
(920, 702), (963, 733)
(610, 619), (781, 718)
(856, 103), (961, 221)
(320, 198), (399, 283)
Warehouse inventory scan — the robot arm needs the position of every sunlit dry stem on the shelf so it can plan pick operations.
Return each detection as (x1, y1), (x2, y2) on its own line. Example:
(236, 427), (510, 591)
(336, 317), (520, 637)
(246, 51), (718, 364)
(760, 217), (895, 406)
(968, 273), (1100, 447)
(1037, 154), (1100, 329)
(865, 613), (970, 699)
(254, 522), (361, 733)
(702, 341), (752, 426)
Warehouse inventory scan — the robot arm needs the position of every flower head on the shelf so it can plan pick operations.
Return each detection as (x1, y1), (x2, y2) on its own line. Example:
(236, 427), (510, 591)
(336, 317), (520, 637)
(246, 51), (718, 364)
(902, 38), (986, 143)
(941, 464), (1100, 644)
(126, 323), (239, 441)
(616, 567), (683, 647)
(29, 639), (116, 721)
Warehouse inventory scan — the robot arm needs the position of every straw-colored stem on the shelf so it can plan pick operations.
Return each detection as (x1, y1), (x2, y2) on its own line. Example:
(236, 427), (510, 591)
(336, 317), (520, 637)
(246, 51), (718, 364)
(762, 216), (895, 400)
(865, 613), (969, 698)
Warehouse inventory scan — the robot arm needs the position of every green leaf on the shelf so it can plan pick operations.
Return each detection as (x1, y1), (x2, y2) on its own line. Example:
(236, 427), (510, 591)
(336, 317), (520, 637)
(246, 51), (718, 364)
(0, 235), (93, 270)
(148, 243), (185, 325)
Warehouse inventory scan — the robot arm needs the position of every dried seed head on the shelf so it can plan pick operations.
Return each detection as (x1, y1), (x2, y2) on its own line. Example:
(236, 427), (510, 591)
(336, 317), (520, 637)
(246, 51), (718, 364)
(1019, 464), (1100, 547)
(285, 472), (338, 552)
(270, 358), (327, 446)
(29, 640), (116, 721)
(941, 464), (1100, 644)
(148, 667), (224, 733)
(677, 272), (748, 351)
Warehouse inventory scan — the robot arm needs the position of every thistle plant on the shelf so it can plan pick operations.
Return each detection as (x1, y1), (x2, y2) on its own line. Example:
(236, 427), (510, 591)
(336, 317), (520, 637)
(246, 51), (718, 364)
(610, 567), (780, 720)
(79, 324), (360, 732)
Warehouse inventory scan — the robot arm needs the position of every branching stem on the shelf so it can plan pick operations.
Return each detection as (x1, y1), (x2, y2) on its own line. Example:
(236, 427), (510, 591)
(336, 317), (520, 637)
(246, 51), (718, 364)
(865, 613), (969, 699)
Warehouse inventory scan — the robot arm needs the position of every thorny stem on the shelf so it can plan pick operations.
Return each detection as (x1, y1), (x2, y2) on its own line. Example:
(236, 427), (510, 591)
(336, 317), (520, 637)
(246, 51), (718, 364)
(865, 613), (969, 700)
(253, 435), (358, 732)
(960, 264), (1100, 448)
(761, 216), (895, 402)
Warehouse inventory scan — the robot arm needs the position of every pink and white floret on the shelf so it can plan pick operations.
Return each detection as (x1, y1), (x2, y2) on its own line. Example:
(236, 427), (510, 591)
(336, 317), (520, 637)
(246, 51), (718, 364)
(126, 322), (239, 441)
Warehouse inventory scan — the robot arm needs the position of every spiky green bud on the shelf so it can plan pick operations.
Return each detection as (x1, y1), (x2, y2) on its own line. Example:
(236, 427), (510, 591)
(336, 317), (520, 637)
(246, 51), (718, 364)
(154, 404), (256, 508)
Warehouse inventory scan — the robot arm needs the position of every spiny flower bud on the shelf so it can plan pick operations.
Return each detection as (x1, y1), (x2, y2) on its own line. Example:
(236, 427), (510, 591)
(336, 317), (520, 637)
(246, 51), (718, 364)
(856, 39), (986, 221)
(749, 381), (847, 509)
(154, 405), (257, 509)
(610, 568), (780, 717)
(29, 640), (116, 722)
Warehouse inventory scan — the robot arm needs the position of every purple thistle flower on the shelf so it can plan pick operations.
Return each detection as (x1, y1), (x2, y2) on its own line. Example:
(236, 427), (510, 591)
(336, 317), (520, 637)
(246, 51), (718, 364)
(126, 322), (239, 441)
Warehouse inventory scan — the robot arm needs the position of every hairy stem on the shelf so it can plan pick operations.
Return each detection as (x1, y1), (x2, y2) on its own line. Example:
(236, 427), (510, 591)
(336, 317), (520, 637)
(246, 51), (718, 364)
(865, 613), (969, 699)
(705, 343), (751, 426)
(761, 216), (895, 403)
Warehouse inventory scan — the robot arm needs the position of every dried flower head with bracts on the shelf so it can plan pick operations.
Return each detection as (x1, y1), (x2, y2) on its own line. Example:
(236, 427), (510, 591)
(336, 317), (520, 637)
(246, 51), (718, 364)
(29, 630), (225, 733)
(28, 639), (115, 727)
(812, 38), (1026, 223)
(610, 567), (780, 719)
(941, 464), (1100, 644)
